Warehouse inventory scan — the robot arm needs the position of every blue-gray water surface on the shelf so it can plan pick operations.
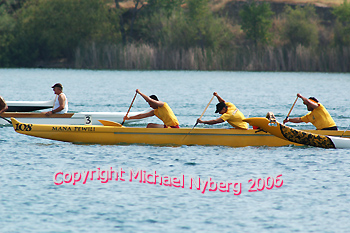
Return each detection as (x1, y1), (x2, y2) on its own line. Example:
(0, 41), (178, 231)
(1, 69), (350, 232)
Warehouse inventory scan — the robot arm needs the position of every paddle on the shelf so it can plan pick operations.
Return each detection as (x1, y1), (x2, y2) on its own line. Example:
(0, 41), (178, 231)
(283, 96), (298, 124)
(98, 119), (124, 127)
(341, 124), (350, 137)
(183, 95), (215, 140)
(0, 115), (12, 124)
(121, 92), (137, 125)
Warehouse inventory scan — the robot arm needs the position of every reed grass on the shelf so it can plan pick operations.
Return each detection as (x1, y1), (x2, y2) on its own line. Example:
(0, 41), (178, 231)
(74, 43), (350, 72)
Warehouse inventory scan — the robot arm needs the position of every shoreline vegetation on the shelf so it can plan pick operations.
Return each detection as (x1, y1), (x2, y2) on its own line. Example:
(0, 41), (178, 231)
(75, 43), (350, 72)
(1, 0), (350, 72)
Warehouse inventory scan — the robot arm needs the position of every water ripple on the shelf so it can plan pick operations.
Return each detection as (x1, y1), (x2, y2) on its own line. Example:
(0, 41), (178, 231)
(1, 70), (350, 232)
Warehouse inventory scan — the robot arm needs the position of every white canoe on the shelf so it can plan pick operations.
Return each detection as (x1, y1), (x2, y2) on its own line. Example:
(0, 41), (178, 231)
(0, 111), (144, 125)
(6, 100), (54, 112)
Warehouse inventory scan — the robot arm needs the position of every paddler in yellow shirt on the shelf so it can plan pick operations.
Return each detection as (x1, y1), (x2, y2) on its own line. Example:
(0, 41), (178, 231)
(123, 89), (180, 128)
(283, 93), (338, 130)
(196, 92), (248, 130)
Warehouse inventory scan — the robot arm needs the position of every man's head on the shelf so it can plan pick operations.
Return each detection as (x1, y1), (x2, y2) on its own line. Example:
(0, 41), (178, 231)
(308, 97), (318, 103)
(51, 83), (63, 94)
(149, 95), (159, 101)
(305, 97), (319, 111)
(215, 102), (227, 114)
(148, 95), (159, 109)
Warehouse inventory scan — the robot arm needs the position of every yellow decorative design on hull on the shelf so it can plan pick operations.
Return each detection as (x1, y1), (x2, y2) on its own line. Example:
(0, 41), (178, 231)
(243, 117), (350, 149)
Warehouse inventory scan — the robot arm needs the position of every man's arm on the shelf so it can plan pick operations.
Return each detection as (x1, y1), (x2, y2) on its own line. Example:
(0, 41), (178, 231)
(45, 94), (66, 116)
(214, 92), (225, 103)
(283, 117), (303, 124)
(298, 93), (318, 110)
(124, 110), (155, 121)
(53, 94), (66, 112)
(0, 105), (8, 114)
(137, 89), (164, 108)
(0, 97), (8, 114)
(197, 117), (224, 125)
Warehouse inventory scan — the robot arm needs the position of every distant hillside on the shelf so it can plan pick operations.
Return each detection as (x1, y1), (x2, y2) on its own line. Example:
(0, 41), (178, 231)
(210, 0), (343, 10)
(117, 0), (340, 25)
(210, 0), (339, 25)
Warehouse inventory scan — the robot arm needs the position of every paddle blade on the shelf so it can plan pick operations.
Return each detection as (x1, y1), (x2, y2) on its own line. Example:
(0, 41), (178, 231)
(98, 120), (124, 127)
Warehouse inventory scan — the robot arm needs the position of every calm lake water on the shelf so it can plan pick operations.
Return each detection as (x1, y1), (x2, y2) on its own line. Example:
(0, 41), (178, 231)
(1, 69), (350, 232)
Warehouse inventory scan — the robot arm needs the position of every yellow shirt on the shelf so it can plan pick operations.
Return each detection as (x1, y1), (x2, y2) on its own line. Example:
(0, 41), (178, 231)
(154, 102), (179, 127)
(300, 103), (336, 130)
(220, 102), (248, 129)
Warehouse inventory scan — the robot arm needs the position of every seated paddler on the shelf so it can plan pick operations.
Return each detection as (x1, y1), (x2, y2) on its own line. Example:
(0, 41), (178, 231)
(196, 92), (248, 130)
(44, 83), (68, 116)
(283, 93), (337, 130)
(123, 89), (180, 128)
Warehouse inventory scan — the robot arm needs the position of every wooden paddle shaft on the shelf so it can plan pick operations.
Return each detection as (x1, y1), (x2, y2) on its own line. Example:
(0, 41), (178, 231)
(285, 96), (298, 120)
(199, 95), (215, 120)
(185, 95), (216, 138)
(341, 124), (350, 137)
(122, 92), (138, 125)
(0, 115), (11, 124)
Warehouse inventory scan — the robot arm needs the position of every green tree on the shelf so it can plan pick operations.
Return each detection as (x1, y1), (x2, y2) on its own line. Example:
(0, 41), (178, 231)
(0, 4), (16, 66)
(135, 0), (188, 47)
(186, 0), (211, 50)
(10, 0), (120, 66)
(333, 0), (350, 46)
(145, 0), (184, 18)
(185, 0), (233, 50)
(239, 1), (273, 46)
(1, 0), (29, 13)
(136, 9), (191, 48)
(135, 0), (233, 50)
(282, 4), (319, 47)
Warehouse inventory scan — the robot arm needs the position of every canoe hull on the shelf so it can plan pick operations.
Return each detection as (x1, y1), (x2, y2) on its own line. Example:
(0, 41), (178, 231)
(6, 100), (54, 112)
(12, 118), (350, 147)
(1, 112), (143, 125)
(244, 117), (350, 149)
(11, 118), (296, 147)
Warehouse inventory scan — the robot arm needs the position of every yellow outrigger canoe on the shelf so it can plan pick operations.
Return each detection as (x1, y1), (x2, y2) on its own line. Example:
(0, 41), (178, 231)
(10, 118), (350, 147)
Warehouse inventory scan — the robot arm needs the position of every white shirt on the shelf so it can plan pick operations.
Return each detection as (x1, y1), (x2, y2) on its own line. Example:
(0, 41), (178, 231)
(53, 93), (68, 114)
